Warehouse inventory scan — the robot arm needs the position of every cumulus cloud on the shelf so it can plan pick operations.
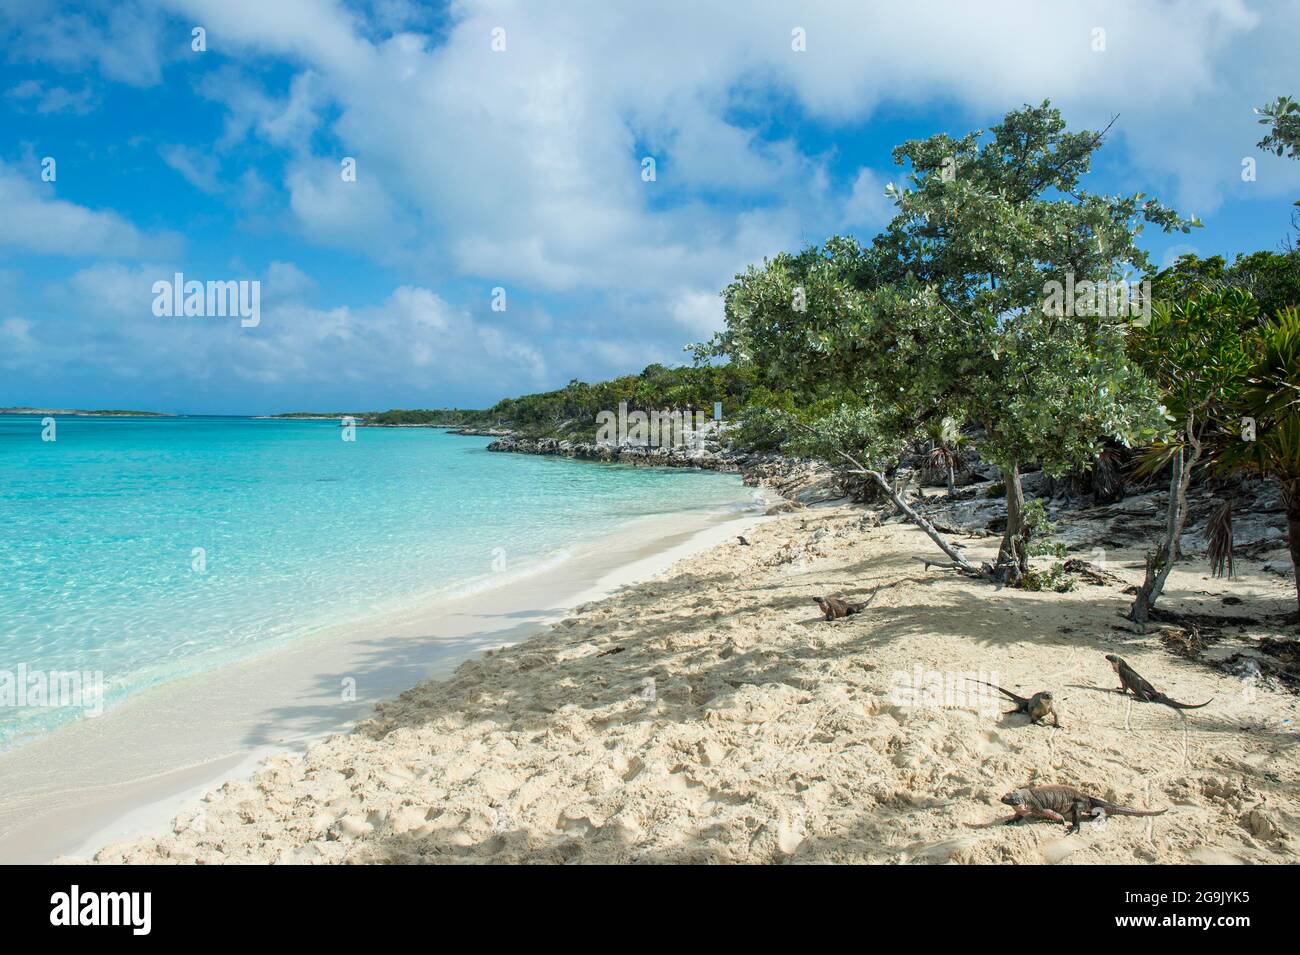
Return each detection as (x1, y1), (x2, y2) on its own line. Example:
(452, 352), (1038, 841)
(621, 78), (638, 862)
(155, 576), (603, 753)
(0, 162), (180, 258)
(148, 0), (1299, 292)
(159, 144), (223, 194)
(7, 0), (1300, 409)
(0, 0), (168, 87)
(0, 317), (36, 352)
(196, 67), (327, 151)
(23, 260), (551, 405)
(842, 169), (894, 231)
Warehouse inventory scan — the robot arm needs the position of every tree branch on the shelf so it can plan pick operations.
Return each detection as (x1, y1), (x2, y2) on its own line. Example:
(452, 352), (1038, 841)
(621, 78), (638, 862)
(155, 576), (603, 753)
(788, 421), (980, 573)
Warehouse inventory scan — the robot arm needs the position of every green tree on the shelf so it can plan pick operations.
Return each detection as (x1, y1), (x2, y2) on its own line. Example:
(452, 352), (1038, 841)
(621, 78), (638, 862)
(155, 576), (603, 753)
(867, 101), (1196, 581)
(1126, 288), (1259, 625)
(1256, 96), (1300, 159)
(706, 244), (981, 569)
(925, 416), (965, 496)
(706, 103), (1195, 582)
(1150, 251), (1300, 318)
(1218, 306), (1300, 613)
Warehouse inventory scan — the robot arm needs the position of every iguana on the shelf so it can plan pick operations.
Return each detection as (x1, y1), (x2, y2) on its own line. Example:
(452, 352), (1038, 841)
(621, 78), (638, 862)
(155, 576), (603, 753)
(1104, 654), (1211, 711)
(1001, 784), (1167, 834)
(814, 596), (866, 620)
(967, 679), (1059, 726)
(814, 586), (880, 621)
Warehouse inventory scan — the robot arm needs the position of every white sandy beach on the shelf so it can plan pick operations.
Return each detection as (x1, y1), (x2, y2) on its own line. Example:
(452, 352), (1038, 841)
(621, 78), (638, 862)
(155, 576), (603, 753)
(0, 501), (768, 864)
(71, 497), (1299, 865)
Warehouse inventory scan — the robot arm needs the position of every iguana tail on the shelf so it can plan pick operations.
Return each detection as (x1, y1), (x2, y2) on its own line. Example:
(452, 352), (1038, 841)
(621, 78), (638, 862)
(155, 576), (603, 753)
(1155, 695), (1212, 710)
(1099, 805), (1168, 817)
(1089, 795), (1168, 817)
(965, 678), (1027, 705)
(847, 585), (883, 614)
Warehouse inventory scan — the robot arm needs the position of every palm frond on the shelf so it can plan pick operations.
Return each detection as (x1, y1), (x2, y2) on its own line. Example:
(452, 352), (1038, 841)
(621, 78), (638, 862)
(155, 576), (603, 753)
(1133, 440), (1182, 480)
(1206, 499), (1235, 579)
(1091, 446), (1128, 500)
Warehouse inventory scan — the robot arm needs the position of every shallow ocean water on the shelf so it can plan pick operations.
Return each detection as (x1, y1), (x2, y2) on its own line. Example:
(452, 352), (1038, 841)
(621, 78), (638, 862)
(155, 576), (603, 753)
(0, 415), (751, 746)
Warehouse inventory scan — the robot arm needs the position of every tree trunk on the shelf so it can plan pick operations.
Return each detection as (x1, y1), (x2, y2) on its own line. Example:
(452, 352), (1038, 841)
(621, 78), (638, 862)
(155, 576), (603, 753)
(856, 468), (977, 573)
(946, 460), (956, 497)
(993, 463), (1028, 583)
(1128, 442), (1199, 626)
(1286, 486), (1300, 615)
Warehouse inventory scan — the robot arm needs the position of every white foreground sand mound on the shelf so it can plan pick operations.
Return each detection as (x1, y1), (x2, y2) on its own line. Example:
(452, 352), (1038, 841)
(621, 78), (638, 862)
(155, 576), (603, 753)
(84, 505), (1299, 864)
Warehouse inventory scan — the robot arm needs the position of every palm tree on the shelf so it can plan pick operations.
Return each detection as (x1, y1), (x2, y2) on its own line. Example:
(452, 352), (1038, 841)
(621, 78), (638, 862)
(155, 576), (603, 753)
(1217, 306), (1300, 613)
(1090, 445), (1129, 504)
(925, 417), (965, 496)
(1127, 289), (1257, 625)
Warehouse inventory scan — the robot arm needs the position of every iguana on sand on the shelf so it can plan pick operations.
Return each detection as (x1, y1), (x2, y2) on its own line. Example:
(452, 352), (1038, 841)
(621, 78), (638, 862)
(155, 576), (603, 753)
(814, 596), (867, 620)
(1001, 784), (1167, 834)
(814, 586), (880, 621)
(967, 679), (1059, 726)
(1104, 654), (1211, 710)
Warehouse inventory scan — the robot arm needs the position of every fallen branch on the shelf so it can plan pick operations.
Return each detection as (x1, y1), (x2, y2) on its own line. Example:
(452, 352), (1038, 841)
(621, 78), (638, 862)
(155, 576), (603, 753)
(792, 421), (980, 575)
(912, 556), (962, 571)
(846, 467), (979, 573)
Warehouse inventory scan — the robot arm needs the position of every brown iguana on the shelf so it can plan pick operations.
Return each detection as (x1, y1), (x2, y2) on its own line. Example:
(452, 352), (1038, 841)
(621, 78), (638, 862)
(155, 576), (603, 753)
(1001, 784), (1167, 834)
(1104, 654), (1211, 711)
(814, 596), (866, 620)
(814, 585), (880, 621)
(967, 679), (1059, 726)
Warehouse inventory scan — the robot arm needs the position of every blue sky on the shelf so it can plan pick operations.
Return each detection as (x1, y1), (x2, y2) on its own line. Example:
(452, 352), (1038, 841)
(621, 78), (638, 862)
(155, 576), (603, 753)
(2, 0), (1297, 415)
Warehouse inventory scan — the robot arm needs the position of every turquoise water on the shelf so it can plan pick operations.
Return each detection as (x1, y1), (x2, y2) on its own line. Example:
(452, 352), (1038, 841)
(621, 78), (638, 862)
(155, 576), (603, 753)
(0, 416), (751, 747)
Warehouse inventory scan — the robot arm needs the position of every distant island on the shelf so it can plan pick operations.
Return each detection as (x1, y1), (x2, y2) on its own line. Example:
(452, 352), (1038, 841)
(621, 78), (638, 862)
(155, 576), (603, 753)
(0, 407), (169, 417)
(262, 412), (371, 420)
(268, 366), (726, 438)
(268, 408), (494, 428)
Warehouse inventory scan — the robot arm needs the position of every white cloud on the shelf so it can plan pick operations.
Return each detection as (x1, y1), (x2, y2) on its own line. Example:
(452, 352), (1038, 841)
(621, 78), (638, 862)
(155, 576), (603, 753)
(263, 260), (317, 302)
(1, 317), (35, 349)
(160, 144), (222, 194)
(283, 155), (426, 264)
(197, 67), (327, 150)
(151, 0), (1297, 299)
(28, 261), (551, 400)
(842, 169), (894, 231)
(0, 162), (179, 258)
(0, 0), (167, 87)
(670, 289), (725, 337)
(8, 0), (1300, 407)
(6, 79), (98, 115)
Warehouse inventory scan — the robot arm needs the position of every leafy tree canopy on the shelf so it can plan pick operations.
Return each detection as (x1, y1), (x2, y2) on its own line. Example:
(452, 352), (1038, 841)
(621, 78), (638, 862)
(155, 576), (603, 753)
(1256, 95), (1300, 159)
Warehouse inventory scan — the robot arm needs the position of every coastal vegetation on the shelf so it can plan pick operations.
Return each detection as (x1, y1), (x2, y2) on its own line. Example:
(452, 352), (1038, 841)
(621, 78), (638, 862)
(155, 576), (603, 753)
(702, 102), (1196, 584)
(1124, 288), (1257, 623)
(351, 364), (757, 437)
(354, 100), (1299, 610)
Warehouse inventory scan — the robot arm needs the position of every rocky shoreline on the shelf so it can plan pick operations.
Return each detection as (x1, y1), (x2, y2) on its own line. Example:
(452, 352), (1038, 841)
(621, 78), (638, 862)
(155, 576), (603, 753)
(485, 434), (850, 506)
(486, 432), (1295, 596)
